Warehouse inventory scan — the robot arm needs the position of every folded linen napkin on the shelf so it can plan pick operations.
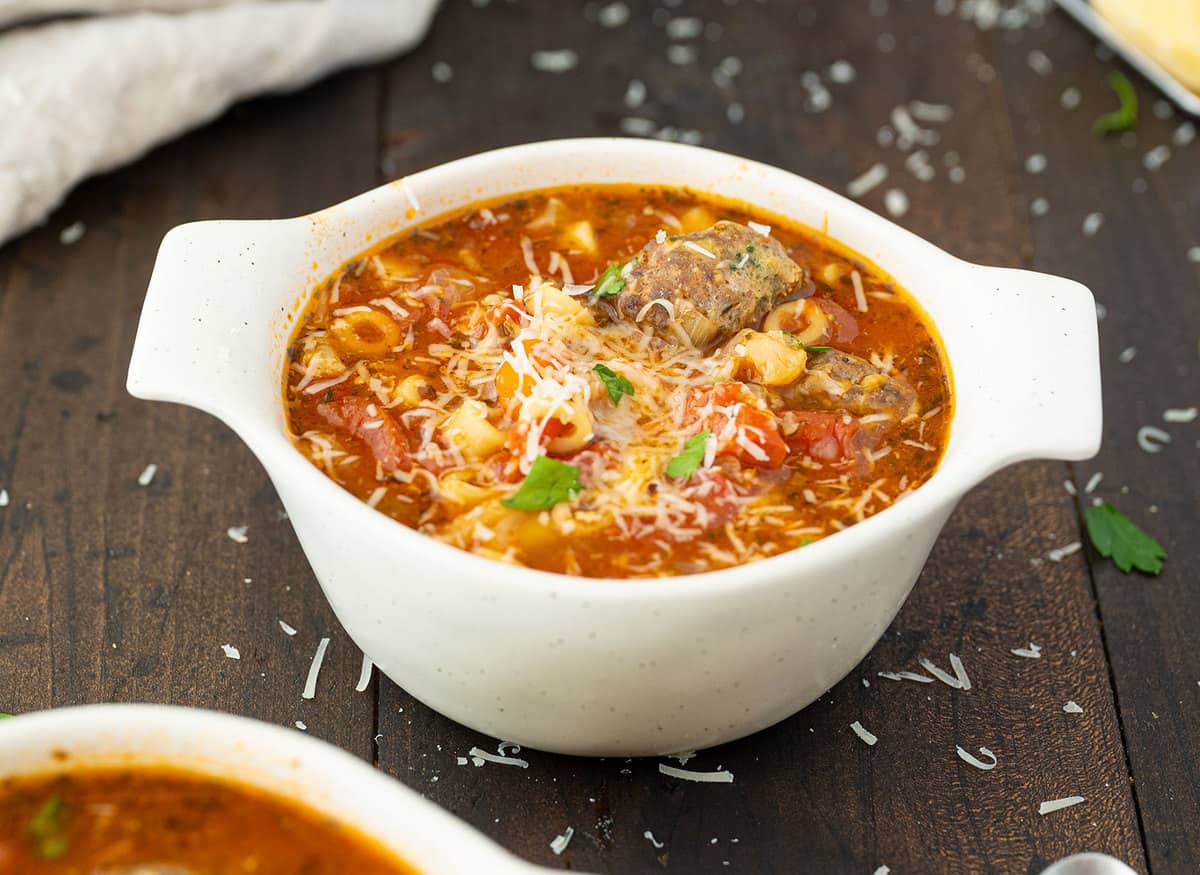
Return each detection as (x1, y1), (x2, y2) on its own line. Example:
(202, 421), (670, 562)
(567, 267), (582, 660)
(0, 0), (438, 246)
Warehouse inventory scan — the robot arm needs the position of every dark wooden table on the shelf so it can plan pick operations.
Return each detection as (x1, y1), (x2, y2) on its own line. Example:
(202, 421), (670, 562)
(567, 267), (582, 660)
(2, 1), (1198, 872)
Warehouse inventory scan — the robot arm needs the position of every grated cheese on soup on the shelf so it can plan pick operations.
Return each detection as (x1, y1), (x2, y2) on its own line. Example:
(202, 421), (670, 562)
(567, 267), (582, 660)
(284, 186), (951, 578)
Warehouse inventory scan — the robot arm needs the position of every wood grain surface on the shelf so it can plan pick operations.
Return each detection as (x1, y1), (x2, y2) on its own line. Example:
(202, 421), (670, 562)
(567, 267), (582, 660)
(1, 1), (1196, 873)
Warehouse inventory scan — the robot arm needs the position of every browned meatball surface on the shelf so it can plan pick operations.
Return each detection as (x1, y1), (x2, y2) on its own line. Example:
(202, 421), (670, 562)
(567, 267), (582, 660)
(615, 221), (805, 348)
(785, 349), (918, 420)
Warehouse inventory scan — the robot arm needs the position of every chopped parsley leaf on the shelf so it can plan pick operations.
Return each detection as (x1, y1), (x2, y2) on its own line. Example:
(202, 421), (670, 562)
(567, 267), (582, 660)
(665, 429), (711, 480)
(501, 456), (583, 511)
(593, 363), (635, 405)
(28, 795), (69, 860)
(590, 261), (626, 299)
(781, 332), (831, 354)
(1093, 71), (1138, 136)
(1085, 501), (1165, 575)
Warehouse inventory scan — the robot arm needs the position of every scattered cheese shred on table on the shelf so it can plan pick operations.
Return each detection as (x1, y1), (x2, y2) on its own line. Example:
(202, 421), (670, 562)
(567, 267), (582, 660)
(873, 867), (891, 875)
(956, 745), (998, 771)
(1163, 407), (1198, 423)
(644, 830), (665, 849)
(1137, 425), (1171, 454)
(530, 49), (579, 73)
(1063, 701), (1084, 714)
(294, 721), (307, 731)
(301, 637), (330, 700)
(878, 670), (934, 683)
(468, 747), (530, 768)
(658, 763), (734, 783)
(847, 162), (888, 197)
(137, 464), (157, 486)
(919, 655), (970, 690)
(221, 644), (240, 660)
(1048, 541), (1082, 562)
(355, 654), (373, 691)
(1011, 643), (1043, 659)
(0, 488), (9, 507)
(226, 526), (249, 544)
(850, 721), (878, 746)
(550, 826), (574, 855)
(1038, 795), (1085, 815)
(59, 221), (86, 245)
(278, 620), (297, 636)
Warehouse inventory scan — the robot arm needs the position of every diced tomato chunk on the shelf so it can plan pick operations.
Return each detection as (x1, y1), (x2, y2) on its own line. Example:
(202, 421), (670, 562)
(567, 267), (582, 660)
(780, 409), (862, 463)
(684, 383), (788, 469)
(681, 468), (740, 532)
(317, 395), (414, 473)
(486, 299), (527, 327)
(493, 418), (574, 482)
(562, 439), (619, 487)
(814, 297), (859, 344)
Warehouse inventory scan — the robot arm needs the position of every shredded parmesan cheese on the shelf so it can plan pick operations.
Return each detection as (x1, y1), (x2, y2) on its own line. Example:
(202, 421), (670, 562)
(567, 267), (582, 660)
(878, 670), (934, 683)
(956, 745), (997, 771)
(681, 240), (717, 259)
(302, 637), (330, 700)
(850, 721), (878, 746)
(658, 763), (734, 783)
(1038, 796), (1085, 815)
(851, 270), (867, 313)
(468, 747), (530, 768)
(355, 654), (373, 692)
(221, 644), (240, 660)
(550, 827), (574, 855)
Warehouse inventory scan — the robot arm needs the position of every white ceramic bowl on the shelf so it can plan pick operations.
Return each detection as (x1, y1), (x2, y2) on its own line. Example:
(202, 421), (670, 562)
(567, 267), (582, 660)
(127, 139), (1102, 756)
(0, 704), (556, 873)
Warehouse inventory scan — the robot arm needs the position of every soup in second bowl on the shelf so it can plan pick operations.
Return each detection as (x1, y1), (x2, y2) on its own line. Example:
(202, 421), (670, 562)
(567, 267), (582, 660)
(0, 767), (418, 874)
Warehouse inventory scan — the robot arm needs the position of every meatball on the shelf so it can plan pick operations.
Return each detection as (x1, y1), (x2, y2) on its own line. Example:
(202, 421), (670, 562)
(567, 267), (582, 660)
(785, 349), (917, 420)
(615, 221), (805, 348)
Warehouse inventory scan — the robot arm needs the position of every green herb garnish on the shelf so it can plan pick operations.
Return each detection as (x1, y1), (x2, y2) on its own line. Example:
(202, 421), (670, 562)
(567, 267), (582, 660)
(1085, 501), (1165, 574)
(28, 795), (69, 860)
(781, 332), (831, 354)
(590, 262), (626, 300)
(0, 713), (11, 719)
(665, 429), (712, 480)
(1092, 71), (1138, 136)
(501, 456), (583, 511)
(593, 363), (635, 406)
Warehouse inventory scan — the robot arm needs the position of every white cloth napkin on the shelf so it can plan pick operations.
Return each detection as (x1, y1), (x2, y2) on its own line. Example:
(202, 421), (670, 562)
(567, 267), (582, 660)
(0, 0), (438, 245)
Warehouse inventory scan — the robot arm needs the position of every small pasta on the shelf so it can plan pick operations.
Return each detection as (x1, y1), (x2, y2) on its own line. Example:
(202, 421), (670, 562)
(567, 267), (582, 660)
(763, 298), (829, 345)
(396, 375), (432, 407)
(736, 330), (808, 386)
(439, 399), (506, 460)
(331, 309), (403, 356)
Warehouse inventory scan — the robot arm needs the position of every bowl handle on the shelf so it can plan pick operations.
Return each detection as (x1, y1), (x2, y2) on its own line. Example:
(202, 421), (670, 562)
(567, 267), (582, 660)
(960, 265), (1103, 474)
(126, 218), (308, 427)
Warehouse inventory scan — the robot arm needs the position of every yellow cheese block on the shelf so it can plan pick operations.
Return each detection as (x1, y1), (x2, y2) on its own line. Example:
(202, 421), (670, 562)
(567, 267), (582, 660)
(1092, 0), (1200, 94)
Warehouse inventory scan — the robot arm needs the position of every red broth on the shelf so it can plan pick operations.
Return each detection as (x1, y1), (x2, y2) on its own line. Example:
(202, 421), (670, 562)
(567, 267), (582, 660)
(285, 185), (951, 577)
(0, 767), (419, 874)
